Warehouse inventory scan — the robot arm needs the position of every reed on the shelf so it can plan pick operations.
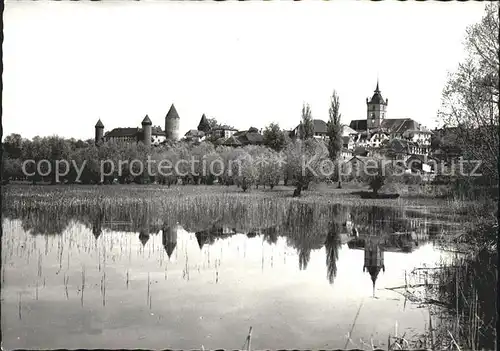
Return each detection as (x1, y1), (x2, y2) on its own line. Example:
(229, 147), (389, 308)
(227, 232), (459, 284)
(37, 253), (42, 278)
(64, 274), (69, 300)
(81, 265), (86, 307)
(18, 292), (22, 320)
(147, 272), (150, 306)
(3, 184), (471, 221)
(102, 270), (106, 307)
(2, 257), (5, 284)
(410, 245), (497, 350)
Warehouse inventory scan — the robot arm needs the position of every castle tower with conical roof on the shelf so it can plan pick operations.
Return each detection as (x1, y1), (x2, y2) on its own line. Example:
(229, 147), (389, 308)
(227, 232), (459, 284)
(366, 80), (388, 129)
(165, 104), (180, 141)
(197, 114), (211, 133)
(141, 115), (152, 147)
(95, 119), (104, 145)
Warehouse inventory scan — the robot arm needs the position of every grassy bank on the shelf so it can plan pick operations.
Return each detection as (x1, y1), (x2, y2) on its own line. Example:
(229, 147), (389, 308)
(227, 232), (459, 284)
(1, 182), (487, 210)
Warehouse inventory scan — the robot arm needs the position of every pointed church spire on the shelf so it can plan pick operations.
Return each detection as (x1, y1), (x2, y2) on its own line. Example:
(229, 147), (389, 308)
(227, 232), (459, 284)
(375, 79), (380, 93)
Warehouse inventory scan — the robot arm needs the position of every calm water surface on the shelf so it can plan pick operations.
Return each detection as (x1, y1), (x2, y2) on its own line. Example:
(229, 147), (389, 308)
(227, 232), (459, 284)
(1, 202), (461, 349)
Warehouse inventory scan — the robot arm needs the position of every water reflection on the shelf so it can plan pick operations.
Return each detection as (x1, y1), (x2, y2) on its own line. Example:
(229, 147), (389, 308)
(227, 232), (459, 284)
(92, 210), (104, 240)
(162, 225), (178, 258)
(363, 236), (385, 297)
(195, 226), (235, 249)
(2, 201), (462, 349)
(325, 221), (341, 284)
(4, 202), (449, 290)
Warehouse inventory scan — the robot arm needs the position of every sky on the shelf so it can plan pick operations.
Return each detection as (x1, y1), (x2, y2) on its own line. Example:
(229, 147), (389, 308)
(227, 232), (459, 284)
(2, 0), (487, 141)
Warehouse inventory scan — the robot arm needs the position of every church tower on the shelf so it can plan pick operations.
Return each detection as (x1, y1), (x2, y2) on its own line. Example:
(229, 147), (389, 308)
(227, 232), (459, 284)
(165, 104), (180, 141)
(366, 81), (388, 129)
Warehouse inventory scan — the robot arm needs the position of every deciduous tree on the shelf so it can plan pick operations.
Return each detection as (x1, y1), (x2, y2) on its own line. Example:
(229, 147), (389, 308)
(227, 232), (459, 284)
(263, 123), (286, 152)
(326, 90), (343, 188)
(438, 2), (499, 182)
(284, 139), (329, 197)
(298, 103), (314, 140)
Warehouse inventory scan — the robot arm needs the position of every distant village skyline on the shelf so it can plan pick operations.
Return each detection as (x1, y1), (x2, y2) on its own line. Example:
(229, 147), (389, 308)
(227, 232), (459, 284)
(2, 1), (487, 140)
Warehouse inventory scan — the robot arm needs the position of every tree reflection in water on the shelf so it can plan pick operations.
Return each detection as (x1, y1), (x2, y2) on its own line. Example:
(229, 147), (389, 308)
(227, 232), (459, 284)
(325, 221), (341, 284)
(4, 199), (446, 288)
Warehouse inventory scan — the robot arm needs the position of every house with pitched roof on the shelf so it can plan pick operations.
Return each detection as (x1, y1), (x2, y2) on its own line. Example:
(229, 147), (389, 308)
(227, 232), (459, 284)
(207, 126), (238, 140)
(380, 138), (427, 161)
(183, 129), (205, 143)
(233, 128), (264, 146)
(292, 119), (328, 140)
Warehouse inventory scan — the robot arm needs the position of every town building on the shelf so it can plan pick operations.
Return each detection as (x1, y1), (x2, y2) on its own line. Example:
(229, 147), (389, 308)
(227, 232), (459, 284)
(208, 126), (238, 140)
(209, 127), (265, 147)
(232, 128), (264, 146)
(341, 148), (353, 160)
(183, 129), (206, 143)
(292, 119), (328, 140)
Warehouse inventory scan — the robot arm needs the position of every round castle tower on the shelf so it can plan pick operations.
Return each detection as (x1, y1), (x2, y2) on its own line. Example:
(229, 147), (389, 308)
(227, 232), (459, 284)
(142, 115), (152, 147)
(165, 104), (180, 141)
(95, 119), (104, 145)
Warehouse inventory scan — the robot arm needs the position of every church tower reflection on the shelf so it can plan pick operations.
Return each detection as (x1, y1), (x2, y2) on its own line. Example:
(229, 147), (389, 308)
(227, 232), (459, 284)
(363, 236), (385, 297)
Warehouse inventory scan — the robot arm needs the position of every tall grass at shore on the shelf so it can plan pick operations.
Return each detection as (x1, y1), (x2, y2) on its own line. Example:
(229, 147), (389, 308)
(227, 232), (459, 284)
(401, 222), (498, 351)
(2, 183), (481, 222)
(426, 247), (497, 350)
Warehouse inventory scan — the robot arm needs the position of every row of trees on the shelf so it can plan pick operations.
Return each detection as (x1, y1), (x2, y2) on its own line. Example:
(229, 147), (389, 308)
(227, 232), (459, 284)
(1, 134), (339, 190)
(1, 90), (347, 196)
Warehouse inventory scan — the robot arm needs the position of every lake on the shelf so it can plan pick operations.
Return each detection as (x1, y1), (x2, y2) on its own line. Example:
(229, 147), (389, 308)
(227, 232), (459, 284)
(1, 198), (464, 349)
